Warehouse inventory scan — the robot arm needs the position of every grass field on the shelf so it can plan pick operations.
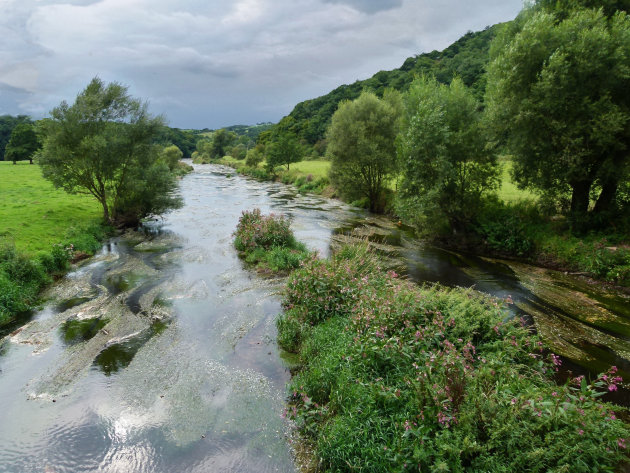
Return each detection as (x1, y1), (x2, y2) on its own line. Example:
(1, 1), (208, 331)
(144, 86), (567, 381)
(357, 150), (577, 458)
(0, 162), (102, 254)
(287, 159), (330, 178)
(497, 157), (537, 203)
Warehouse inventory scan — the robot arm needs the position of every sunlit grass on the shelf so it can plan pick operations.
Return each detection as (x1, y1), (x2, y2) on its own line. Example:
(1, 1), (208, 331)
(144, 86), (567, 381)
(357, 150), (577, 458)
(0, 161), (101, 254)
(289, 159), (330, 178)
(497, 157), (537, 203)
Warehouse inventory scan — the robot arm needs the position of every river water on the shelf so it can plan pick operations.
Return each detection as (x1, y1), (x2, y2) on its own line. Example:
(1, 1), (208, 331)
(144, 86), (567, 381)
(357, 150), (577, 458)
(1, 163), (629, 472)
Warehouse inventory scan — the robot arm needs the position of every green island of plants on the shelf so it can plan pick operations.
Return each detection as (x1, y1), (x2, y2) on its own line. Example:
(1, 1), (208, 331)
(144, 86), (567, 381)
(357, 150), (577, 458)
(233, 208), (311, 274)
(276, 244), (630, 472)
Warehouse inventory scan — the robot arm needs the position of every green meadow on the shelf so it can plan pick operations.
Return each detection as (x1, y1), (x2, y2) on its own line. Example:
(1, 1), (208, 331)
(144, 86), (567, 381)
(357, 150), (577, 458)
(0, 161), (102, 254)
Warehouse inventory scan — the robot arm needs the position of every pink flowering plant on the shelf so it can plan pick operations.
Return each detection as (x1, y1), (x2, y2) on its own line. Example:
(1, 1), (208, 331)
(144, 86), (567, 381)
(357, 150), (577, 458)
(277, 244), (630, 472)
(233, 208), (310, 273)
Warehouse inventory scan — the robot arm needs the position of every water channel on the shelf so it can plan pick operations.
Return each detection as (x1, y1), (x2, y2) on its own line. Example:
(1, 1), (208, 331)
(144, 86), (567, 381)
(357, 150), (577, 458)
(1, 163), (629, 472)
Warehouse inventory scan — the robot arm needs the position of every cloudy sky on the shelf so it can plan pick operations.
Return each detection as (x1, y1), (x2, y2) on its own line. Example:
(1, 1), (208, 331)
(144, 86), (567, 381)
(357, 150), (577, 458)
(0, 0), (523, 129)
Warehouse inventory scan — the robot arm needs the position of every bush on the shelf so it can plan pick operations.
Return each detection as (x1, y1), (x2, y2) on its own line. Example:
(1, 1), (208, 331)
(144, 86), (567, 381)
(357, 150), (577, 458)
(476, 199), (538, 256)
(0, 223), (109, 326)
(277, 244), (630, 472)
(0, 243), (50, 324)
(233, 208), (311, 274)
(234, 208), (296, 252)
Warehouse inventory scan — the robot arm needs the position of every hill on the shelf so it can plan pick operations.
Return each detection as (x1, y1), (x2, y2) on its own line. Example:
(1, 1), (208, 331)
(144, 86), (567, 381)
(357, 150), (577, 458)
(273, 23), (503, 147)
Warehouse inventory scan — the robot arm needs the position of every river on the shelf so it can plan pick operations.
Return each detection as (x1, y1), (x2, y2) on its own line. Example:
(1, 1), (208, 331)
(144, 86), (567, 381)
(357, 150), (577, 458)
(1, 163), (629, 472)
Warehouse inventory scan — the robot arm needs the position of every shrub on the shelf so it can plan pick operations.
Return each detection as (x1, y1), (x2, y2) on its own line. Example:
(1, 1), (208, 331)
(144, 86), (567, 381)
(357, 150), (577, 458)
(476, 199), (538, 256)
(234, 208), (296, 252)
(278, 244), (630, 472)
(233, 208), (311, 274)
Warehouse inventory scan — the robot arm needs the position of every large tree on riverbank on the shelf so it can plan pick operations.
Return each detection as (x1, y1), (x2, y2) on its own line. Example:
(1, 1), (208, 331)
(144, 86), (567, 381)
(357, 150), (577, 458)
(38, 78), (181, 226)
(397, 76), (498, 233)
(327, 91), (401, 213)
(486, 7), (630, 223)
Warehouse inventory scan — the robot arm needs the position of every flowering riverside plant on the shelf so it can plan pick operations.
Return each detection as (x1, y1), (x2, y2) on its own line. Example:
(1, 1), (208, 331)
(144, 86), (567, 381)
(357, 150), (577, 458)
(233, 208), (310, 273)
(277, 244), (630, 472)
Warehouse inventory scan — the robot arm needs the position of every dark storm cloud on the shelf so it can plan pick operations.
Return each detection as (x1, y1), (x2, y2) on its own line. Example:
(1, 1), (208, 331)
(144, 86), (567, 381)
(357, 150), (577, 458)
(0, 0), (524, 129)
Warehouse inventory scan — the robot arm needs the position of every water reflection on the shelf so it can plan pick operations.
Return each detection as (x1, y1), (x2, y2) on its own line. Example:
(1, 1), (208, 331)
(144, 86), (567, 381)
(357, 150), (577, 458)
(1, 163), (628, 473)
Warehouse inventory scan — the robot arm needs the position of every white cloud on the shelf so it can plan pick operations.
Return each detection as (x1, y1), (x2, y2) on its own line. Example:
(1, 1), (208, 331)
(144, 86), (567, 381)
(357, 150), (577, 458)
(0, 0), (524, 128)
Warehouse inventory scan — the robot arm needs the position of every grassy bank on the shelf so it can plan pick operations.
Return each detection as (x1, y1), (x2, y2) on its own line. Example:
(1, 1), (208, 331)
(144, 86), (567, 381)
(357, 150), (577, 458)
(0, 162), (110, 326)
(277, 244), (630, 472)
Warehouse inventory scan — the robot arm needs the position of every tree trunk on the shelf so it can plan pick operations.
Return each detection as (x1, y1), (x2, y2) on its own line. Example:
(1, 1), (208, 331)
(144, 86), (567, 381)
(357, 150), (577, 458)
(593, 178), (618, 214)
(100, 198), (111, 224)
(570, 180), (591, 217)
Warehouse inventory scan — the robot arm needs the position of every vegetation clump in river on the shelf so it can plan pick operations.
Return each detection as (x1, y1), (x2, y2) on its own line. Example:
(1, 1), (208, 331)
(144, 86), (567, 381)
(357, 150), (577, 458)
(233, 208), (311, 274)
(276, 244), (630, 472)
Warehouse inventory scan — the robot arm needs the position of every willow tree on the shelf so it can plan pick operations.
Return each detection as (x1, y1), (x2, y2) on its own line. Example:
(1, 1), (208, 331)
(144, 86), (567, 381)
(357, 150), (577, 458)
(326, 90), (401, 213)
(486, 8), (630, 221)
(38, 78), (181, 225)
(397, 76), (498, 233)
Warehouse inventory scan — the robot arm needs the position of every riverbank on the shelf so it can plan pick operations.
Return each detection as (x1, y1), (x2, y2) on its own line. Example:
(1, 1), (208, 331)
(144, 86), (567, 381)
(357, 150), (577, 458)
(275, 243), (630, 472)
(0, 160), (193, 330)
(212, 157), (630, 288)
(228, 206), (630, 471)
(0, 162), (113, 329)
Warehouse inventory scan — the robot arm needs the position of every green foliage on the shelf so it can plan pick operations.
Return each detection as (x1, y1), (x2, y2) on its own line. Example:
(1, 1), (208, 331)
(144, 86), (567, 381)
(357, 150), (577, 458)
(265, 132), (304, 172)
(233, 208), (297, 252)
(294, 174), (329, 194)
(154, 126), (197, 158)
(0, 114), (31, 161)
(397, 76), (498, 233)
(277, 245), (630, 472)
(245, 147), (264, 167)
(535, 0), (630, 18)
(38, 77), (182, 226)
(538, 234), (630, 284)
(0, 219), (110, 326)
(159, 144), (183, 171)
(4, 122), (41, 164)
(230, 143), (247, 160)
(486, 8), (630, 222)
(233, 208), (310, 273)
(476, 198), (538, 256)
(327, 91), (400, 213)
(0, 243), (52, 324)
(209, 128), (237, 160)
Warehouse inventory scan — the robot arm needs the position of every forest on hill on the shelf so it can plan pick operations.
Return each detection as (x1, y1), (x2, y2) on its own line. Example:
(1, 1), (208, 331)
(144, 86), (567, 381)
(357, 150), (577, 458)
(270, 23), (500, 147)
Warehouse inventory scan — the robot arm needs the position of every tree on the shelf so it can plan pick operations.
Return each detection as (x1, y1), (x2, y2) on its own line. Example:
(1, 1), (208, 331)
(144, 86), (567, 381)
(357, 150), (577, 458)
(5, 122), (40, 164)
(245, 145), (264, 167)
(535, 0), (630, 18)
(397, 76), (498, 233)
(486, 8), (630, 221)
(0, 115), (31, 161)
(38, 77), (181, 225)
(210, 128), (237, 159)
(326, 91), (400, 213)
(265, 132), (303, 171)
(160, 144), (183, 171)
(230, 143), (247, 160)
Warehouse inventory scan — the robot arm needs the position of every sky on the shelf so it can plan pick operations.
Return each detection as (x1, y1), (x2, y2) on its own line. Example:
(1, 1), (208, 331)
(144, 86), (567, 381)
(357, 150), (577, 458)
(0, 0), (524, 129)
